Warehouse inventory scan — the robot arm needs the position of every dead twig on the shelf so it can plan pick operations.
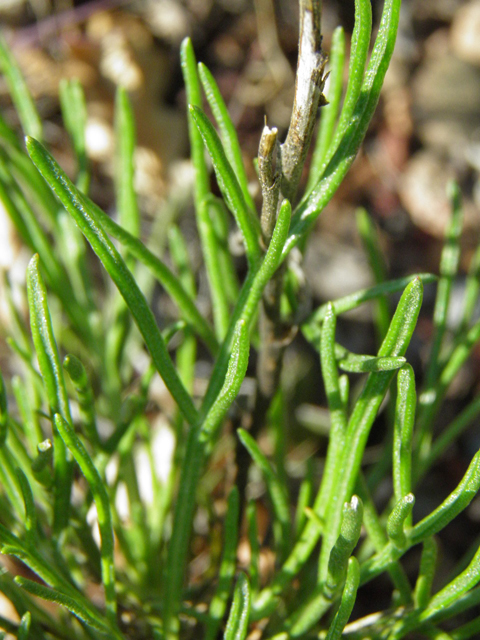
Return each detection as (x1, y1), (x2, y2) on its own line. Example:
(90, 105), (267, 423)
(253, 0), (328, 432)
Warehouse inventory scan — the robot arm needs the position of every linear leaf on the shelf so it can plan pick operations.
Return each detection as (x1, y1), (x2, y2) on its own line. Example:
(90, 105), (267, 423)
(189, 105), (261, 265)
(319, 278), (423, 582)
(83, 195), (217, 353)
(325, 557), (360, 640)
(14, 577), (113, 636)
(27, 254), (73, 534)
(205, 487), (240, 640)
(164, 320), (249, 639)
(59, 78), (89, 193)
(0, 35), (42, 140)
(238, 429), (290, 562)
(54, 414), (117, 625)
(26, 137), (199, 427)
(199, 62), (255, 212)
(115, 86), (139, 238)
(224, 574), (251, 640)
(303, 273), (435, 347)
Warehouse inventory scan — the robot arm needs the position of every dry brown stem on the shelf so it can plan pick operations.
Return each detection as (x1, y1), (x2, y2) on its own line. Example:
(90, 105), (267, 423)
(253, 0), (328, 430)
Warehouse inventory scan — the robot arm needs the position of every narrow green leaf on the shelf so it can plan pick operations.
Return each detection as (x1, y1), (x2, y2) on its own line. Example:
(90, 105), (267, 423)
(26, 137), (199, 427)
(336, 350), (406, 373)
(63, 354), (99, 447)
(302, 273), (435, 346)
(0, 35), (42, 140)
(325, 496), (363, 597)
(0, 119), (59, 219)
(0, 150), (89, 339)
(314, 304), (347, 525)
(414, 537), (438, 609)
(285, 495), (363, 638)
(238, 429), (290, 562)
(224, 573), (251, 640)
(201, 198), (233, 340)
(168, 226), (196, 297)
(115, 86), (139, 238)
(356, 207), (390, 341)
(164, 320), (250, 639)
(450, 615), (480, 640)
(0, 109), (20, 148)
(27, 254), (73, 534)
(423, 586), (480, 629)
(362, 462), (480, 592)
(460, 225), (480, 330)
(84, 195), (217, 353)
(59, 78), (89, 193)
(0, 525), (104, 626)
(54, 413), (117, 625)
(14, 577), (113, 636)
(57, 80), (94, 316)
(189, 105), (261, 265)
(325, 557), (360, 640)
(329, 0), (373, 156)
(355, 474), (412, 603)
(167, 227), (198, 394)
(420, 541), (480, 622)
(319, 278), (423, 583)
(199, 62), (255, 212)
(199, 197), (232, 339)
(206, 487), (240, 640)
(387, 493), (415, 549)
(415, 317), (480, 470)
(0, 169), (32, 249)
(201, 199), (291, 415)
(17, 611), (31, 640)
(0, 445), (24, 517)
(0, 371), (7, 445)
(417, 181), (464, 459)
(16, 468), (37, 547)
(200, 319), (250, 442)
(206, 196), (240, 303)
(393, 365), (416, 505)
(181, 39), (234, 338)
(294, 459), (314, 538)
(180, 37), (210, 207)
(31, 439), (53, 487)
(410, 449), (480, 545)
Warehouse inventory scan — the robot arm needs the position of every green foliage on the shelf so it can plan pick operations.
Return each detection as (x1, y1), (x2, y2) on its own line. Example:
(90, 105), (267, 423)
(0, 1), (480, 638)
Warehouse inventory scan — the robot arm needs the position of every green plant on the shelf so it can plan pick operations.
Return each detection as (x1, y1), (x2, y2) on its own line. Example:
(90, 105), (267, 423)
(0, 0), (480, 639)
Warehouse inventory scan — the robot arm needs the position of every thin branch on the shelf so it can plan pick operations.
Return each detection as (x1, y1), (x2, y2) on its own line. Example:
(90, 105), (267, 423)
(258, 123), (280, 244)
(252, 0), (327, 430)
(279, 0), (328, 204)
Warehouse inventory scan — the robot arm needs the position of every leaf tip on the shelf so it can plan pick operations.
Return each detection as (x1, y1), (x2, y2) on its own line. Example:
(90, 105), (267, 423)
(27, 253), (40, 280)
(180, 36), (193, 56)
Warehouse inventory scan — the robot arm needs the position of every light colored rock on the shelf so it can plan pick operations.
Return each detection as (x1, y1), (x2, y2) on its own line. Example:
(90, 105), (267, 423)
(451, 0), (480, 66)
(399, 150), (480, 237)
(411, 39), (480, 158)
(399, 151), (453, 238)
(304, 234), (373, 304)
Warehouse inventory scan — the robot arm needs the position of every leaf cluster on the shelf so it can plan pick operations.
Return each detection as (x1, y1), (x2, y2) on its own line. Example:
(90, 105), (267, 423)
(0, 2), (480, 640)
